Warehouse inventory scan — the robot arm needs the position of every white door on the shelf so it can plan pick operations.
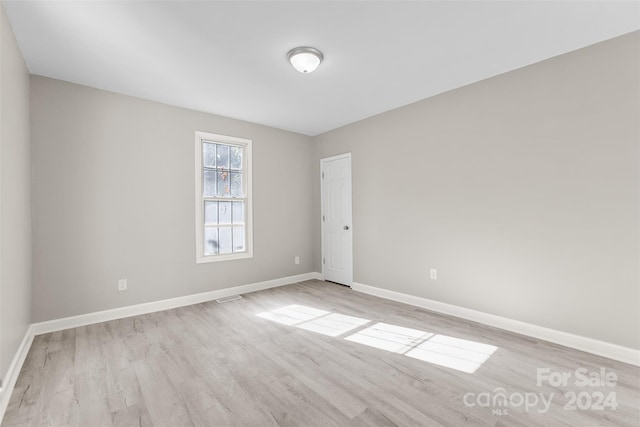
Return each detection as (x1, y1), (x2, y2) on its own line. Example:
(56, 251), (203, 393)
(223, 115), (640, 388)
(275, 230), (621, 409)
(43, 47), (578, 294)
(321, 153), (353, 286)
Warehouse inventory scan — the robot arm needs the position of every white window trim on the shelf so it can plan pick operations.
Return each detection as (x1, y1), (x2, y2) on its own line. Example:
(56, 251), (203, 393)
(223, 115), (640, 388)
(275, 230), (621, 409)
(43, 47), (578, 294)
(195, 131), (253, 263)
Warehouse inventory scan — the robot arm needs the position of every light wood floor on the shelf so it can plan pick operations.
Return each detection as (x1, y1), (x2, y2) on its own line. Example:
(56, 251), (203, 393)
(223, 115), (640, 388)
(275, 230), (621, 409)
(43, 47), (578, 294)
(3, 280), (639, 426)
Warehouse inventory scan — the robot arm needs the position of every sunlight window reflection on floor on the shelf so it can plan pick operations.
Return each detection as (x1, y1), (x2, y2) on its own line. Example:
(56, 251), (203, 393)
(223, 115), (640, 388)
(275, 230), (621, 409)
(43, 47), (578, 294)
(256, 305), (497, 373)
(344, 322), (433, 353)
(296, 313), (370, 337)
(405, 335), (497, 373)
(257, 305), (370, 337)
(256, 304), (328, 325)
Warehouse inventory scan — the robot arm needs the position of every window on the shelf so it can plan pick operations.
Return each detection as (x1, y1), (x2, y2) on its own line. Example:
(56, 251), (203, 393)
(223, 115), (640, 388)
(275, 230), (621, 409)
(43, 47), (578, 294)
(195, 131), (252, 263)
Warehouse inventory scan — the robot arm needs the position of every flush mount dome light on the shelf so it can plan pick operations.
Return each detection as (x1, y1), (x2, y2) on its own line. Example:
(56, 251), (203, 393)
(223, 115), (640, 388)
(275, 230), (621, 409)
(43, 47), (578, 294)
(287, 46), (324, 73)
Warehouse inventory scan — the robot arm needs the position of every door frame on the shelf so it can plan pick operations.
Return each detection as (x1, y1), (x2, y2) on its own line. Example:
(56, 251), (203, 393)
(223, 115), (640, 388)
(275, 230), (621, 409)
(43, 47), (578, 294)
(320, 152), (353, 286)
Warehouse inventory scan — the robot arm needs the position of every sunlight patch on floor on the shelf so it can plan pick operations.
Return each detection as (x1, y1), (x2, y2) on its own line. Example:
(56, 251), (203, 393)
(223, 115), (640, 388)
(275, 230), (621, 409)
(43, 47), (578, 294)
(404, 334), (497, 373)
(296, 312), (370, 337)
(257, 305), (369, 337)
(256, 304), (329, 326)
(344, 322), (433, 353)
(257, 305), (497, 373)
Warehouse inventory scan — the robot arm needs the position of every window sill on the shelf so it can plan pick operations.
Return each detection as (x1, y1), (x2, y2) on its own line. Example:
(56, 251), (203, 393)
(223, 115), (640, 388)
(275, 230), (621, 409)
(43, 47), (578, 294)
(196, 251), (253, 264)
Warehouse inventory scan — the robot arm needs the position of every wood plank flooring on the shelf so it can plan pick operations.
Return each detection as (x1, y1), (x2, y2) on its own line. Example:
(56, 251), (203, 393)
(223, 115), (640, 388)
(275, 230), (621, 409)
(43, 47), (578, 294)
(3, 280), (639, 426)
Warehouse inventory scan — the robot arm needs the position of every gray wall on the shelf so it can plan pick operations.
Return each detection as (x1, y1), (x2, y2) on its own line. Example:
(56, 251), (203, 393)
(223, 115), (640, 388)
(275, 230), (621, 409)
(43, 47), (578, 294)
(0, 4), (31, 383)
(30, 76), (314, 322)
(313, 32), (640, 349)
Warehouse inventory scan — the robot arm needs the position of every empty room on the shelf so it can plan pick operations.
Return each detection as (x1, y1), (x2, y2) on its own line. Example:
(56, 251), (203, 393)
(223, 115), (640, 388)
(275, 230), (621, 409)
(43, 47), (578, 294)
(1, 1), (639, 426)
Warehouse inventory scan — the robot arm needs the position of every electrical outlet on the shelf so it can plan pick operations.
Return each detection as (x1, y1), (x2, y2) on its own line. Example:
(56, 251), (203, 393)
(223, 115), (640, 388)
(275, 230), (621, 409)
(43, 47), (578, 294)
(430, 269), (437, 280)
(118, 279), (128, 291)
(294, 256), (300, 265)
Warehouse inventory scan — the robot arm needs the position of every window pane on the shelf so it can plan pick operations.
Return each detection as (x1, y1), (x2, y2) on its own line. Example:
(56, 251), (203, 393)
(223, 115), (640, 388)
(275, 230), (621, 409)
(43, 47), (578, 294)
(204, 228), (218, 255)
(230, 172), (243, 198)
(216, 144), (229, 169)
(217, 170), (230, 197)
(203, 170), (216, 197)
(219, 227), (232, 254)
(233, 226), (245, 252)
(219, 201), (231, 224)
(232, 201), (244, 224)
(203, 142), (216, 168)
(204, 201), (218, 225)
(198, 133), (252, 261)
(230, 146), (242, 170)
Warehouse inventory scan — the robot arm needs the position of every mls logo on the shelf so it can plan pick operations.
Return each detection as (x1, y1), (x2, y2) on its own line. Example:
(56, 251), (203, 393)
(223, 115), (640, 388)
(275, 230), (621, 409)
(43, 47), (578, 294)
(492, 408), (509, 416)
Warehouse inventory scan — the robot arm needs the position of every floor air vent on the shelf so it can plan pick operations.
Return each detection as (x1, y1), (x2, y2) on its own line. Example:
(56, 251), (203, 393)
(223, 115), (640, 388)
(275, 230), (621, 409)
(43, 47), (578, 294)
(216, 295), (242, 303)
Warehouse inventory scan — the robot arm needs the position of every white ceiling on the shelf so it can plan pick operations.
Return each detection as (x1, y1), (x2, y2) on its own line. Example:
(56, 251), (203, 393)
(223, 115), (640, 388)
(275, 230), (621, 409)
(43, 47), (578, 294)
(3, 1), (639, 136)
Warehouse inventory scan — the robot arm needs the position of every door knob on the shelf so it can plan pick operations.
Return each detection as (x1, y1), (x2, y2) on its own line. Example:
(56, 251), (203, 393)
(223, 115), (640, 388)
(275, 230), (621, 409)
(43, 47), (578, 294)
(343, 226), (349, 230)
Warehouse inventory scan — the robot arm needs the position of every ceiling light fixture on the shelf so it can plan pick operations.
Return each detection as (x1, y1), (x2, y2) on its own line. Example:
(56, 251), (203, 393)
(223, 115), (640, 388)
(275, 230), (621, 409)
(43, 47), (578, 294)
(287, 46), (324, 74)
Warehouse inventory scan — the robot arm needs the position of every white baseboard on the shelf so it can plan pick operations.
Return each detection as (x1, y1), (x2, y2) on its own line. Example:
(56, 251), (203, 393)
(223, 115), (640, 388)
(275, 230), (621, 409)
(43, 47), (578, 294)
(351, 282), (640, 367)
(0, 327), (34, 422)
(31, 272), (322, 335)
(0, 272), (321, 424)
